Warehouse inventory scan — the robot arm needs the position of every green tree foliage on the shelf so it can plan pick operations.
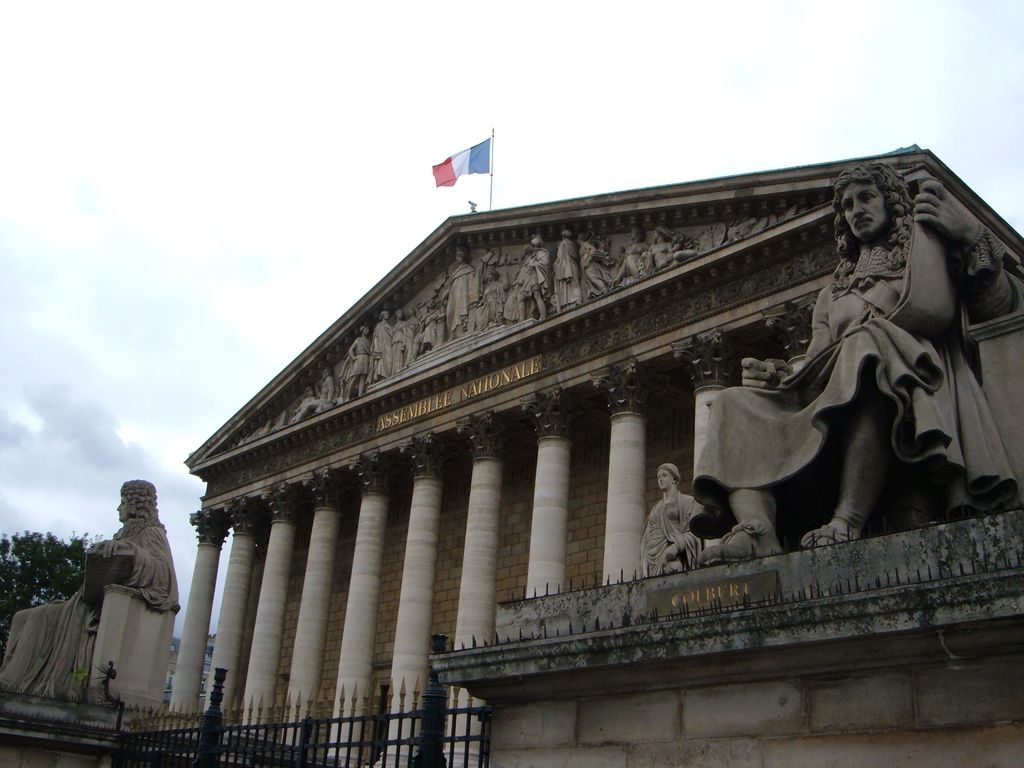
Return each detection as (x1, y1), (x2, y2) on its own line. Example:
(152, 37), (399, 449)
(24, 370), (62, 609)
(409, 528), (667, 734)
(0, 531), (99, 657)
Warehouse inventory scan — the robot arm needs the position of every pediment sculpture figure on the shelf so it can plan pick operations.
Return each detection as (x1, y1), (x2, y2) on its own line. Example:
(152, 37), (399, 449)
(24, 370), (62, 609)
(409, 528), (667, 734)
(579, 234), (617, 300)
(614, 226), (648, 286)
(290, 367), (337, 423)
(506, 236), (551, 322)
(441, 248), (479, 341)
(641, 463), (703, 575)
(339, 325), (373, 400)
(391, 308), (417, 373)
(552, 229), (583, 312)
(370, 310), (395, 382)
(476, 258), (508, 330)
(691, 164), (1024, 564)
(0, 480), (178, 701)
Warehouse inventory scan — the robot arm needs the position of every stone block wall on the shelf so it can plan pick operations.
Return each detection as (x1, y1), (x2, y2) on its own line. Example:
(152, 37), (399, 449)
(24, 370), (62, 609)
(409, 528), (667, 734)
(489, 654), (1024, 767)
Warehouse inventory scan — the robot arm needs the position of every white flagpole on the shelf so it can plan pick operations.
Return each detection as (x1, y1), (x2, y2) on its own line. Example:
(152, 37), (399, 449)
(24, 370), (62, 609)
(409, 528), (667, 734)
(489, 127), (495, 211)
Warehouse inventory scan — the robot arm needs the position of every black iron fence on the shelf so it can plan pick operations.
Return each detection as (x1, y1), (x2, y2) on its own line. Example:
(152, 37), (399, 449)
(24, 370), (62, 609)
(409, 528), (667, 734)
(116, 636), (491, 768)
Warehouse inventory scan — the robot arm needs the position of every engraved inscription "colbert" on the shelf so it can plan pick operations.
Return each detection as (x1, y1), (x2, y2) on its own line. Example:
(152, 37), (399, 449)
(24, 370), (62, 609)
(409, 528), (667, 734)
(375, 355), (543, 433)
(646, 570), (780, 615)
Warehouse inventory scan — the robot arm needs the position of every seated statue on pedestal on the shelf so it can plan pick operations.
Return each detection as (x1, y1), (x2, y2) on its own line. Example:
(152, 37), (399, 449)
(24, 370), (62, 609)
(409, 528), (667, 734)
(692, 164), (1024, 564)
(0, 480), (178, 701)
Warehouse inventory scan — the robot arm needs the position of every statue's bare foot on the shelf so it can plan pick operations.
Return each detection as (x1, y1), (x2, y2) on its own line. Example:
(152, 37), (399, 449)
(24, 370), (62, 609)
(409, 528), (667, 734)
(698, 520), (782, 565)
(800, 520), (860, 548)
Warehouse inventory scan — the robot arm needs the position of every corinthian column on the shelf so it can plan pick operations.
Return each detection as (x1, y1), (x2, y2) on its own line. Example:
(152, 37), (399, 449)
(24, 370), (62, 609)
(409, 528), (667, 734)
(170, 508), (230, 712)
(389, 434), (445, 709)
(594, 361), (649, 584)
(674, 328), (735, 475)
(454, 413), (505, 648)
(334, 452), (390, 715)
(208, 499), (262, 712)
(523, 388), (573, 597)
(242, 483), (301, 712)
(287, 469), (344, 714)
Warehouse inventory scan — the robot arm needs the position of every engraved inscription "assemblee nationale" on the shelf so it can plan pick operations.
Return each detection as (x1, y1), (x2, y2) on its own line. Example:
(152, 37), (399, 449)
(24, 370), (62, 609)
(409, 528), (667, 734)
(375, 356), (542, 433)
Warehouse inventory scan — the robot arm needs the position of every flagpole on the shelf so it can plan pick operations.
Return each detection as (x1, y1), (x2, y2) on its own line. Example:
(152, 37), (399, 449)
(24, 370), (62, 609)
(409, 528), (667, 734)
(489, 127), (495, 211)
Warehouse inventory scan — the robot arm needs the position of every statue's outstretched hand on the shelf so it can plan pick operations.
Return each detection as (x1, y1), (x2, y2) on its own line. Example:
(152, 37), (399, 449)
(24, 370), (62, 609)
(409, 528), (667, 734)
(740, 357), (791, 389)
(914, 179), (981, 245)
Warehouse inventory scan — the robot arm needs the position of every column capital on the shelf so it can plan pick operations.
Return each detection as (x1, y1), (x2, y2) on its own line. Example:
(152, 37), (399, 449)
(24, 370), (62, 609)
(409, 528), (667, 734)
(402, 433), (445, 479)
(189, 508), (230, 548)
(227, 497), (264, 536)
(523, 387), (573, 438)
(353, 451), (391, 495)
(268, 482), (303, 524)
(673, 327), (735, 389)
(457, 411), (506, 460)
(305, 467), (344, 508)
(593, 359), (650, 415)
(763, 293), (817, 360)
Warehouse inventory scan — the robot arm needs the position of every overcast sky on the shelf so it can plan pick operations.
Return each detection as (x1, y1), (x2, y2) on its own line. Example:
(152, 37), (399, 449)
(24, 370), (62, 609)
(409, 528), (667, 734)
(1, 1), (1022, 637)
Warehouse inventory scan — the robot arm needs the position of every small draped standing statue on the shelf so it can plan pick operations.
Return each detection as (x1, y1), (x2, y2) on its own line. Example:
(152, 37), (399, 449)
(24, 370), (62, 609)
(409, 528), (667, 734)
(0, 480), (178, 701)
(640, 463), (703, 575)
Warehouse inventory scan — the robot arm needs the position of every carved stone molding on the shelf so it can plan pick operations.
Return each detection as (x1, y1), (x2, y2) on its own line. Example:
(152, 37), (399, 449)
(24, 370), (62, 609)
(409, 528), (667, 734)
(189, 508), (230, 548)
(673, 328), (736, 390)
(353, 451), (391, 496)
(523, 387), (573, 439)
(763, 293), (818, 360)
(268, 482), (302, 524)
(458, 411), (506, 460)
(593, 360), (650, 415)
(402, 433), (445, 479)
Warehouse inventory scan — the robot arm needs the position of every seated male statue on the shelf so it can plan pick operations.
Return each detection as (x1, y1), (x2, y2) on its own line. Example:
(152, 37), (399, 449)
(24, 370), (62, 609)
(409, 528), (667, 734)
(0, 480), (178, 700)
(692, 163), (1023, 563)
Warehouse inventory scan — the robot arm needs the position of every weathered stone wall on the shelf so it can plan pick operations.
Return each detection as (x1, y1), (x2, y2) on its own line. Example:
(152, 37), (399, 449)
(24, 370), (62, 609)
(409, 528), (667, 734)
(490, 657), (1024, 767)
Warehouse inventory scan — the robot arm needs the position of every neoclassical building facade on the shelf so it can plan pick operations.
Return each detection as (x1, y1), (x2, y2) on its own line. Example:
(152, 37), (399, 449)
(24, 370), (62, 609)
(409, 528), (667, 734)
(172, 147), (1024, 731)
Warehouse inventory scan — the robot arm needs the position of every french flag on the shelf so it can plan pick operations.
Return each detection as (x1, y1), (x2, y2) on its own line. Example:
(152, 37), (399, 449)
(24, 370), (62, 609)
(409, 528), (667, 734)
(432, 138), (491, 187)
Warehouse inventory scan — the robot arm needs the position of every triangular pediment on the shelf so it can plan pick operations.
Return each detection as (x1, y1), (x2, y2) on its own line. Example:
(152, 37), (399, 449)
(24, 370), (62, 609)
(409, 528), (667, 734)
(186, 147), (1023, 478)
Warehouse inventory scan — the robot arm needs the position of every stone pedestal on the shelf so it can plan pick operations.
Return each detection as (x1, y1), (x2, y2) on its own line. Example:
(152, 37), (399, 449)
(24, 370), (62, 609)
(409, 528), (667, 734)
(89, 584), (175, 708)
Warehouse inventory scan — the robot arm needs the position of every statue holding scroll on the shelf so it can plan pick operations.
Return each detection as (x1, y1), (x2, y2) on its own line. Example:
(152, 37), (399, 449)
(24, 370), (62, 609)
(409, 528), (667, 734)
(0, 480), (178, 701)
(693, 164), (1024, 563)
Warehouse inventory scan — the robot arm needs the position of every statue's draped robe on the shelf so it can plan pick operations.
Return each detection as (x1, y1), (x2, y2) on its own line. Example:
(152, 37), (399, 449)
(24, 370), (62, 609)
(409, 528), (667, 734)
(553, 239), (582, 311)
(444, 263), (478, 339)
(641, 492), (702, 575)
(0, 523), (178, 701)
(694, 240), (1023, 537)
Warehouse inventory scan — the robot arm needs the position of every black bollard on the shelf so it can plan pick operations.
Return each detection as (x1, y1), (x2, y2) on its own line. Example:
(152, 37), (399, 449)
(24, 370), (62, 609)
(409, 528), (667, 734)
(193, 667), (226, 768)
(413, 635), (448, 768)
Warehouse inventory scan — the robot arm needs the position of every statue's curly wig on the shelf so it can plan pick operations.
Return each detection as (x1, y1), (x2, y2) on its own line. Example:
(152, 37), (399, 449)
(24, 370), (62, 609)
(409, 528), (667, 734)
(121, 479), (158, 519)
(832, 163), (914, 285)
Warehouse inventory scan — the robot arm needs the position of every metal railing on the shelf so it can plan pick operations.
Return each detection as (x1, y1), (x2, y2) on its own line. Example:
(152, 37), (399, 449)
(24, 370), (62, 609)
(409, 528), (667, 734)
(116, 636), (490, 768)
